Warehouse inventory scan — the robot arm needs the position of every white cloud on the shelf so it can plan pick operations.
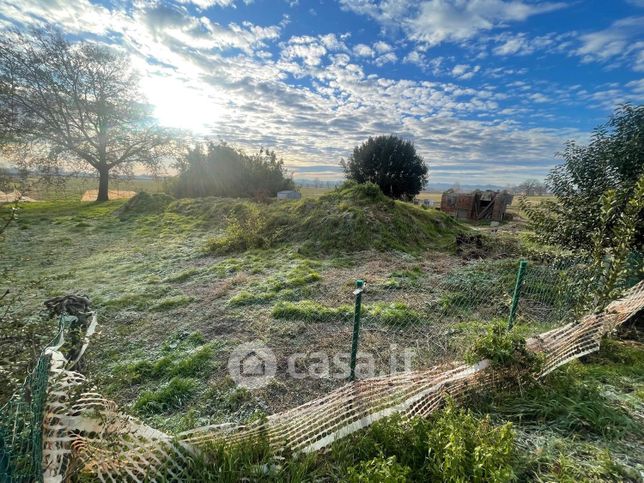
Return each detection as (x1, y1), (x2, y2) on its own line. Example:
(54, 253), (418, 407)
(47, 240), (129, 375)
(374, 51), (398, 65)
(353, 43), (375, 57)
(0, 0), (634, 184)
(493, 35), (527, 55)
(451, 63), (480, 79)
(177, 0), (237, 9)
(577, 17), (644, 61)
(577, 16), (644, 70)
(340, 0), (567, 46)
(373, 40), (393, 53)
(281, 37), (328, 66)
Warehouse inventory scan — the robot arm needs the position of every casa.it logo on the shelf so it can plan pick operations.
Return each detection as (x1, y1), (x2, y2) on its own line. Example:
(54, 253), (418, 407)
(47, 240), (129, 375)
(227, 340), (277, 389)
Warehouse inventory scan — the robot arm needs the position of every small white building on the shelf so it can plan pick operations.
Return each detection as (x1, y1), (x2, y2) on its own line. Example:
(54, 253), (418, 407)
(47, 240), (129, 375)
(277, 190), (302, 200)
(422, 199), (436, 207)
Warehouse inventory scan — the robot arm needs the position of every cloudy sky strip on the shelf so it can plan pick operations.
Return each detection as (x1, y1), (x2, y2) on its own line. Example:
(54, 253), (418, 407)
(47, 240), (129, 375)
(0, 0), (642, 185)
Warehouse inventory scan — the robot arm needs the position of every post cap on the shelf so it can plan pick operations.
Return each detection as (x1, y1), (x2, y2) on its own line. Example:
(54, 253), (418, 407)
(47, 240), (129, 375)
(356, 279), (364, 288)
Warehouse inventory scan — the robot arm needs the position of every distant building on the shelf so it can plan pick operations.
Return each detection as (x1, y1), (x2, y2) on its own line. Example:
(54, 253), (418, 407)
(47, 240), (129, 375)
(422, 199), (436, 207)
(440, 190), (513, 222)
(277, 190), (302, 200)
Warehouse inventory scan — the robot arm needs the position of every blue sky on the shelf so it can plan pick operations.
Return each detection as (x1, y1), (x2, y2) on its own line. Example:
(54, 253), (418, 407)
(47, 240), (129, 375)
(0, 0), (642, 185)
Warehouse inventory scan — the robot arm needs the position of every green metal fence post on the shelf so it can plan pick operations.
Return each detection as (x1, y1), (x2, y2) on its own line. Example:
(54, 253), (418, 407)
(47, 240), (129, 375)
(349, 280), (365, 381)
(507, 260), (528, 330)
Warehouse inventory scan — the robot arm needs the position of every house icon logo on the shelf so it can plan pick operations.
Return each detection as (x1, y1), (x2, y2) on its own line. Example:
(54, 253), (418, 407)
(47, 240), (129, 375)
(228, 340), (276, 389)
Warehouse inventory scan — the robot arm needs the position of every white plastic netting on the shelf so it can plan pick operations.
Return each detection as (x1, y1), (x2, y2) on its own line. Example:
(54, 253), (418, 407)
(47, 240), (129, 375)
(37, 281), (643, 482)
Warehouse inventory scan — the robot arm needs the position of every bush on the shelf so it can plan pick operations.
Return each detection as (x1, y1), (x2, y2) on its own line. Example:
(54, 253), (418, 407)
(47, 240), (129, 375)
(524, 104), (643, 251)
(465, 322), (541, 374)
(173, 143), (295, 200)
(342, 136), (428, 200)
(347, 456), (410, 482)
(207, 203), (272, 254)
(334, 404), (516, 482)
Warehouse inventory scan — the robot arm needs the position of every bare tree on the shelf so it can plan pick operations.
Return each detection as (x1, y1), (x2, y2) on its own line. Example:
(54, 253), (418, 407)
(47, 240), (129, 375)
(517, 178), (546, 196)
(0, 28), (174, 201)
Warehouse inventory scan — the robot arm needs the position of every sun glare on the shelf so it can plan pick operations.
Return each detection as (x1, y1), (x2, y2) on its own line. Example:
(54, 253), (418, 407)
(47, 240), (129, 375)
(141, 76), (223, 133)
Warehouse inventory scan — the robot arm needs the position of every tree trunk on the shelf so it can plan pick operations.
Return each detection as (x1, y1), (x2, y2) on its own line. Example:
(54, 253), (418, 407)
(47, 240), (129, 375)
(97, 167), (109, 202)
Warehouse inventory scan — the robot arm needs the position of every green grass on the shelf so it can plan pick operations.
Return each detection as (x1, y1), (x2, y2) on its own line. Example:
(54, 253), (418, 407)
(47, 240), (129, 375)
(203, 182), (466, 255)
(271, 300), (353, 322)
(478, 339), (644, 440)
(164, 403), (515, 482)
(138, 339), (643, 481)
(133, 376), (198, 414)
(4, 185), (641, 480)
(365, 302), (423, 327)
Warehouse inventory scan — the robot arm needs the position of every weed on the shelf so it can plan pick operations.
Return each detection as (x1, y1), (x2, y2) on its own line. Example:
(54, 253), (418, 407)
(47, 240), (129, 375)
(112, 339), (216, 386)
(207, 203), (273, 254)
(382, 267), (423, 289)
(365, 302), (423, 326)
(478, 341), (642, 439)
(152, 295), (194, 311)
(331, 403), (516, 482)
(133, 377), (197, 414)
(164, 268), (200, 283)
(271, 300), (352, 322)
(465, 322), (541, 372)
(346, 455), (410, 482)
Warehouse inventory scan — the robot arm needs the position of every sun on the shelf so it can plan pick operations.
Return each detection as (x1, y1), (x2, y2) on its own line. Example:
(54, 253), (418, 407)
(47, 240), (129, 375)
(141, 75), (223, 133)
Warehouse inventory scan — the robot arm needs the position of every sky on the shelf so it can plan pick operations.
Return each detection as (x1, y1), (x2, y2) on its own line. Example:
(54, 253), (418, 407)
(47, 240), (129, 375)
(0, 0), (642, 186)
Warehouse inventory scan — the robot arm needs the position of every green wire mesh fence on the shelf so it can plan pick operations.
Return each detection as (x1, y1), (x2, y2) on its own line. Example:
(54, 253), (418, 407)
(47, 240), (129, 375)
(0, 255), (636, 482)
(0, 351), (50, 483)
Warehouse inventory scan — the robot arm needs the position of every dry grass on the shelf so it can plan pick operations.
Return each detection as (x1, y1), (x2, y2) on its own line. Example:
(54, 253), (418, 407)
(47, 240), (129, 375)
(81, 189), (137, 201)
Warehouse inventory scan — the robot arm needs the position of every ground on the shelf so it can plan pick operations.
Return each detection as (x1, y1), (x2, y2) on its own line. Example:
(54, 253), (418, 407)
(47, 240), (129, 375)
(1, 185), (641, 481)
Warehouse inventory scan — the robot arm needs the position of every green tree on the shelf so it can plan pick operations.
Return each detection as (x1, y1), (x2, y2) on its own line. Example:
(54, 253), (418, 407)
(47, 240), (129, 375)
(173, 143), (294, 199)
(342, 135), (428, 200)
(524, 104), (643, 250)
(0, 28), (174, 201)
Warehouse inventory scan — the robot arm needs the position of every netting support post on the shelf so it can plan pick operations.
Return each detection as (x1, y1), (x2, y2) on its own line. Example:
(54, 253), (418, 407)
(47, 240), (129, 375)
(507, 260), (528, 330)
(349, 279), (365, 381)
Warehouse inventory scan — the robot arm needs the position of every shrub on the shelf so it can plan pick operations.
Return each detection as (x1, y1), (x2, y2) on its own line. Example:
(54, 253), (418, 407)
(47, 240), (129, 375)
(173, 143), (295, 200)
(207, 203), (272, 254)
(465, 322), (541, 374)
(342, 136), (428, 200)
(334, 404), (516, 482)
(346, 456), (410, 482)
(524, 104), (644, 251)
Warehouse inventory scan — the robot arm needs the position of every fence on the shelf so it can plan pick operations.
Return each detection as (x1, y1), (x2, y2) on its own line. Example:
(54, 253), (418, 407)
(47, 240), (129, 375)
(0, 259), (641, 481)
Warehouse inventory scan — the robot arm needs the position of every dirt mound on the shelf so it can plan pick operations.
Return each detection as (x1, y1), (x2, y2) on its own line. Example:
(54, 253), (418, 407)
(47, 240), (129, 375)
(115, 191), (175, 217)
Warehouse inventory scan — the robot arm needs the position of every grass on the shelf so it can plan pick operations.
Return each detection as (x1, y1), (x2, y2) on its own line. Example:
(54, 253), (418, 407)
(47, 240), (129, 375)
(272, 300), (353, 322)
(160, 403), (516, 482)
(478, 338), (644, 440)
(127, 339), (643, 481)
(133, 376), (198, 413)
(204, 182), (466, 255)
(3, 184), (641, 480)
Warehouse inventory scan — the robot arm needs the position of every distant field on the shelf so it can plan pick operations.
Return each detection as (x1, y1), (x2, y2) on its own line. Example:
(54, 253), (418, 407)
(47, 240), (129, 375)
(19, 176), (169, 201)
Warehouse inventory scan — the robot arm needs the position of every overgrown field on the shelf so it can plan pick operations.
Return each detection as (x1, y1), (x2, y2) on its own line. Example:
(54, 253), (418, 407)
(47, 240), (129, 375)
(1, 183), (641, 480)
